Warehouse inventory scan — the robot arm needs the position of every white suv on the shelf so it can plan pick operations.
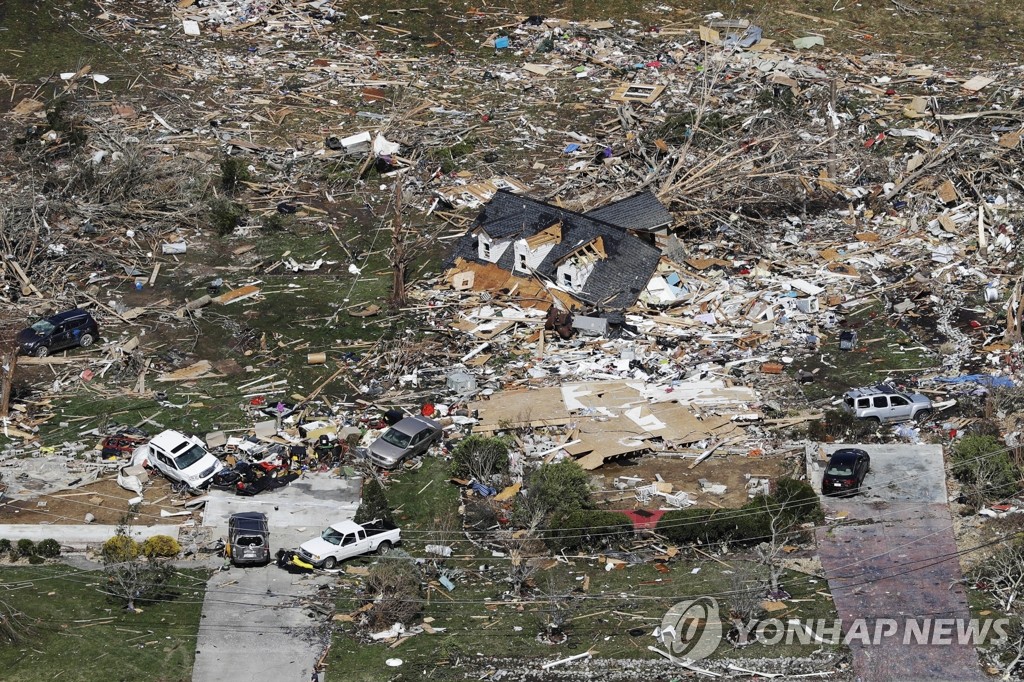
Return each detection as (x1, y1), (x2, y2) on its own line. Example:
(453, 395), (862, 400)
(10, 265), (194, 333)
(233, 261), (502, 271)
(842, 384), (933, 424)
(134, 430), (223, 490)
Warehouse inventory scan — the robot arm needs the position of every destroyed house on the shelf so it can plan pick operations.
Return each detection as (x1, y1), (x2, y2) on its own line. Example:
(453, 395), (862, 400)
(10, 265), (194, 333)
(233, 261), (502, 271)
(445, 190), (665, 309)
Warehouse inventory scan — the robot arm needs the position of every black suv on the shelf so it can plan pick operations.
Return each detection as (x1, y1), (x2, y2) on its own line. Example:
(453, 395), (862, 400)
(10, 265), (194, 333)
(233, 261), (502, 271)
(17, 309), (99, 357)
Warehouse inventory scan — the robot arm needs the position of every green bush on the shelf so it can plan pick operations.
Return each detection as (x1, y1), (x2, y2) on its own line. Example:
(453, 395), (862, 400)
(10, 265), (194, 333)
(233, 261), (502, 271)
(544, 510), (633, 550)
(27, 554), (45, 565)
(208, 197), (246, 236)
(526, 460), (594, 527)
(951, 435), (1021, 507)
(35, 539), (61, 559)
(220, 155), (250, 192)
(354, 478), (394, 526)
(0, 538), (10, 553)
(102, 534), (140, 562)
(141, 535), (181, 559)
(770, 478), (825, 526)
(8, 550), (20, 563)
(656, 479), (822, 548)
(450, 435), (511, 480)
(16, 539), (34, 557)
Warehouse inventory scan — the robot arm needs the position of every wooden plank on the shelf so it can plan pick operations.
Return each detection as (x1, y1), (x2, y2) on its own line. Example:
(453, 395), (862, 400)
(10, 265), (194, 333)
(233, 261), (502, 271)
(212, 284), (261, 305)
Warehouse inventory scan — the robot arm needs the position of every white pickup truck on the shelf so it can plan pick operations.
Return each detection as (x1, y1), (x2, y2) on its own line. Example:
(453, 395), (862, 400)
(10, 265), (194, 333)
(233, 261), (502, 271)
(296, 519), (400, 569)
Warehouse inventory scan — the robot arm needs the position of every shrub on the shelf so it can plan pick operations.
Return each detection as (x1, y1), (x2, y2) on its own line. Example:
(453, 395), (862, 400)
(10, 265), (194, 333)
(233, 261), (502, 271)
(656, 509), (737, 545)
(141, 535), (181, 559)
(770, 478), (824, 526)
(526, 460), (594, 527)
(16, 539), (34, 558)
(656, 480), (822, 549)
(8, 550), (21, 563)
(27, 554), (45, 565)
(450, 435), (510, 481)
(951, 435), (1021, 508)
(464, 499), (500, 530)
(35, 539), (61, 559)
(354, 477), (393, 525)
(220, 155), (250, 192)
(102, 534), (140, 562)
(363, 556), (423, 629)
(208, 197), (246, 236)
(544, 510), (633, 551)
(0, 539), (10, 553)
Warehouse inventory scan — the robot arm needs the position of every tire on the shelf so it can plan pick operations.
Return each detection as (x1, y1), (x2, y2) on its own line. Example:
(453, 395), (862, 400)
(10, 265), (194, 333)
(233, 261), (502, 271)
(867, 416), (880, 424)
(378, 541), (392, 555)
(33, 345), (49, 358)
(79, 333), (94, 347)
(915, 409), (932, 423)
(322, 557), (337, 570)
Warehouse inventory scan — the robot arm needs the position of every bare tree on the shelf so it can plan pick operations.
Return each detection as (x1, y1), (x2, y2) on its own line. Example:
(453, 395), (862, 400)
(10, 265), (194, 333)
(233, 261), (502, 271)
(499, 507), (546, 596)
(100, 516), (173, 612)
(725, 566), (767, 648)
(388, 183), (433, 307)
(969, 541), (1024, 678)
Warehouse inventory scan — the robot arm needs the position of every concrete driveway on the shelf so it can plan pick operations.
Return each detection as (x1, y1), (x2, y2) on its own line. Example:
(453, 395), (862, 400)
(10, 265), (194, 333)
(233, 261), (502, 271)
(808, 444), (985, 682)
(191, 472), (360, 682)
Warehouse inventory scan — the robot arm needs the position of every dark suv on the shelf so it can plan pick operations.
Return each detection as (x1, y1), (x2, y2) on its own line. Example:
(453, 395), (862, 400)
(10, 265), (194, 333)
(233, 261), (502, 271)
(17, 309), (99, 357)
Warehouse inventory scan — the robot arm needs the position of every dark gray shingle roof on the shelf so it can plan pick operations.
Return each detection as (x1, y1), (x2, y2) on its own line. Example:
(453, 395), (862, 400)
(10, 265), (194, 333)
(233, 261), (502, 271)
(585, 191), (674, 232)
(445, 191), (663, 309)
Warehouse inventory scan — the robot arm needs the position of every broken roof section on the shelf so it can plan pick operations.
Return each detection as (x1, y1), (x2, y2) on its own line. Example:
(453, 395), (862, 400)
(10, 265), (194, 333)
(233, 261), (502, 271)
(584, 191), (674, 234)
(445, 190), (664, 309)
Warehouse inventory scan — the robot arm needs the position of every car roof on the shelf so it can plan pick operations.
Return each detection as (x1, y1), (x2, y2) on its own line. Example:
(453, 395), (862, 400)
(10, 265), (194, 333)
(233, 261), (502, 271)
(392, 415), (438, 435)
(149, 429), (197, 453)
(830, 449), (866, 462)
(230, 512), (268, 532)
(845, 383), (900, 398)
(47, 309), (93, 323)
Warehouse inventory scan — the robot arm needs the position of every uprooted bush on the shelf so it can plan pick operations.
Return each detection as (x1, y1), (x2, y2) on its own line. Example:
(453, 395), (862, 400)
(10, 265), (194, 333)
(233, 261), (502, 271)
(951, 435), (1022, 509)
(362, 554), (423, 630)
(543, 510), (634, 551)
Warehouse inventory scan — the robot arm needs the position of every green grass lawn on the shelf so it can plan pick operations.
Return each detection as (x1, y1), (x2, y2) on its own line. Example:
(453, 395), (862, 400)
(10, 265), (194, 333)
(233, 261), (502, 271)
(328, 459), (839, 679)
(326, 557), (840, 681)
(0, 564), (207, 682)
(794, 303), (936, 403)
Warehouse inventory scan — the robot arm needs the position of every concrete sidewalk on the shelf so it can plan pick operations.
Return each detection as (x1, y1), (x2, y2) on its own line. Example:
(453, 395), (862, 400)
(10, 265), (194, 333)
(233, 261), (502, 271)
(0, 523), (168, 548)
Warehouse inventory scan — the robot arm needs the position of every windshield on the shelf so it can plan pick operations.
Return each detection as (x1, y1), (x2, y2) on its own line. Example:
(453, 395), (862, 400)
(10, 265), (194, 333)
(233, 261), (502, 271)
(827, 465), (854, 477)
(321, 528), (345, 545)
(381, 428), (412, 448)
(173, 444), (208, 469)
(30, 319), (55, 334)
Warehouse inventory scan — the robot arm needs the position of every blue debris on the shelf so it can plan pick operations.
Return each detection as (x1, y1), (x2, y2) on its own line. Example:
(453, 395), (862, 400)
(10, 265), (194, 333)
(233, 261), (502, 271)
(934, 375), (1014, 388)
(564, 143), (581, 154)
(494, 36), (510, 49)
